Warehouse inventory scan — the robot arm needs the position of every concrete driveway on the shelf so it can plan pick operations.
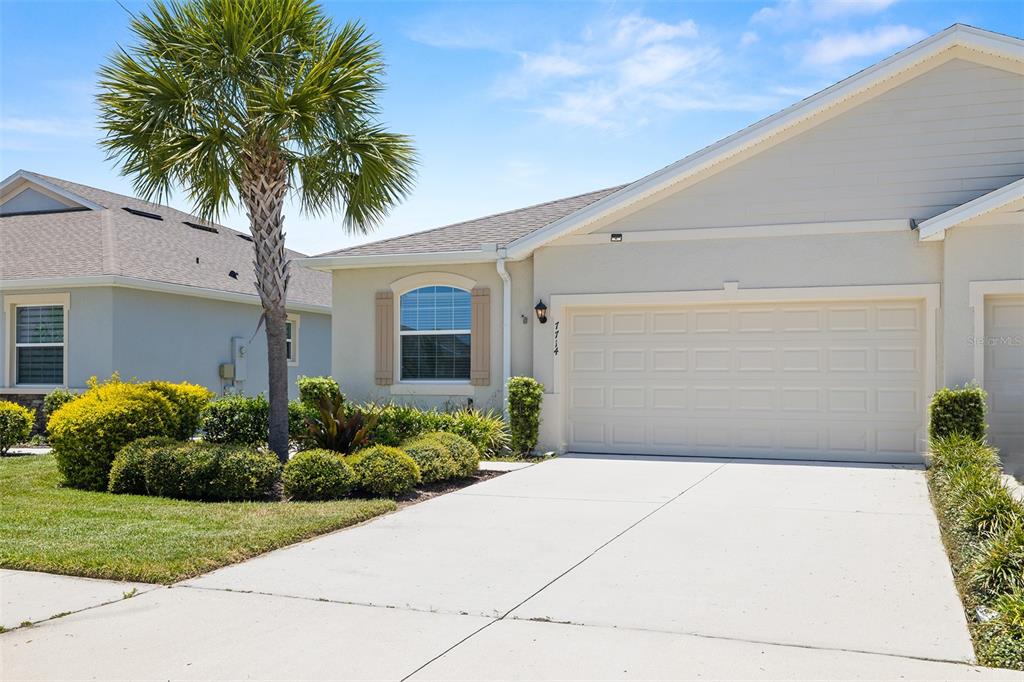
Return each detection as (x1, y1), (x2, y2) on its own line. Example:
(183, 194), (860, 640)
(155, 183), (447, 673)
(1, 455), (1012, 681)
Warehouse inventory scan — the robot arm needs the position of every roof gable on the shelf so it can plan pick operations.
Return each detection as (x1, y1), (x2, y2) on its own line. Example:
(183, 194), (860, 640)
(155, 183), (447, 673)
(918, 177), (1024, 240)
(0, 170), (104, 215)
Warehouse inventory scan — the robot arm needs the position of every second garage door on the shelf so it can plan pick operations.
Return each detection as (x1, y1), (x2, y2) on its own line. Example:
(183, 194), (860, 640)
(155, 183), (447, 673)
(565, 299), (926, 462)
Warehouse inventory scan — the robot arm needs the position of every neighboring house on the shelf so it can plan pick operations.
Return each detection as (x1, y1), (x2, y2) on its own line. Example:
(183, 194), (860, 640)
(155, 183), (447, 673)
(0, 171), (332, 425)
(304, 25), (1024, 474)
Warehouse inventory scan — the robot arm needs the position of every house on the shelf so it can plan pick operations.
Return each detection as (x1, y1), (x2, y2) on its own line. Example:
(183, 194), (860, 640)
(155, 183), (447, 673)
(0, 171), (332, 425)
(303, 25), (1024, 475)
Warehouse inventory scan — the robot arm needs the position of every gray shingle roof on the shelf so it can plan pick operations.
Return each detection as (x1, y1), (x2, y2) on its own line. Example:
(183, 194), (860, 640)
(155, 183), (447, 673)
(1, 172), (330, 308)
(315, 185), (627, 257)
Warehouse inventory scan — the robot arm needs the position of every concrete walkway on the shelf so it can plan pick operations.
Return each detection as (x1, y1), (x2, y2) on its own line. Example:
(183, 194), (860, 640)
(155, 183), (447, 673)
(1, 456), (1014, 680)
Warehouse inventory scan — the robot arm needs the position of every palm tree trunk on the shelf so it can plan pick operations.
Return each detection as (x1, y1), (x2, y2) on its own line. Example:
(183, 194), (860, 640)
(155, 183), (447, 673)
(241, 144), (291, 463)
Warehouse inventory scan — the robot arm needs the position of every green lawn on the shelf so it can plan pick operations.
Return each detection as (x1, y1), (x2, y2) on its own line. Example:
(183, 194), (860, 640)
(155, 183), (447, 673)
(0, 454), (396, 584)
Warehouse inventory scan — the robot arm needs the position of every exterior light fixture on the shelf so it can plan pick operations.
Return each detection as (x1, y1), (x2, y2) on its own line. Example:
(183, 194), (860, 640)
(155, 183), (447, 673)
(534, 299), (548, 324)
(610, 233), (623, 242)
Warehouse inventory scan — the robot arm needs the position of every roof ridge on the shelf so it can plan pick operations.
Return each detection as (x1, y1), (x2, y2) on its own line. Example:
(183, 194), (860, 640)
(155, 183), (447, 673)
(315, 184), (629, 257)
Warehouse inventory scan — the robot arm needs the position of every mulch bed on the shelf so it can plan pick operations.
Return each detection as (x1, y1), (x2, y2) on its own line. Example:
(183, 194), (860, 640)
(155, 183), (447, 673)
(394, 469), (506, 509)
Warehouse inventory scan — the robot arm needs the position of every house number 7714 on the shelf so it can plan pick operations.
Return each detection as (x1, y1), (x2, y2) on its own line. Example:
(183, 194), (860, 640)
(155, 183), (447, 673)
(553, 320), (559, 356)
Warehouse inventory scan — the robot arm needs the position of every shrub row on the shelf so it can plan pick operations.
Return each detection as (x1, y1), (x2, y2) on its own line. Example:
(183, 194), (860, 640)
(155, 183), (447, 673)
(363, 403), (508, 457)
(109, 437), (280, 501)
(283, 431), (480, 500)
(48, 376), (214, 490)
(928, 432), (1024, 670)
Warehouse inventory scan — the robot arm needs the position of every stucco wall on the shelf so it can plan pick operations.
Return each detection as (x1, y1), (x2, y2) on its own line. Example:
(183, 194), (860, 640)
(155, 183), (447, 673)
(0, 285), (330, 399)
(110, 287), (330, 398)
(1, 287), (114, 389)
(330, 258), (533, 411)
(941, 217), (1024, 386)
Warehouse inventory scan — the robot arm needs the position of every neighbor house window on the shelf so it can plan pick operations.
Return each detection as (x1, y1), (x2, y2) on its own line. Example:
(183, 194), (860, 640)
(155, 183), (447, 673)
(15, 304), (65, 385)
(399, 286), (470, 381)
(285, 316), (299, 366)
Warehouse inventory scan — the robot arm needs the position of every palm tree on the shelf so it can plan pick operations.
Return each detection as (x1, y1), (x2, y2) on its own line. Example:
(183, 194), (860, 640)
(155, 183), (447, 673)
(97, 0), (416, 462)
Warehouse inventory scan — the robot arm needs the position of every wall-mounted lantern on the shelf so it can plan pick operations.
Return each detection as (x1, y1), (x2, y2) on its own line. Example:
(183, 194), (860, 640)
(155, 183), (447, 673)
(534, 299), (548, 324)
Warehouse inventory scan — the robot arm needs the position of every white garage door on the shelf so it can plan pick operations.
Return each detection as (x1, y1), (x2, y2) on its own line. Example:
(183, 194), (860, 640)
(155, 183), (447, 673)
(985, 295), (1024, 478)
(565, 299), (926, 462)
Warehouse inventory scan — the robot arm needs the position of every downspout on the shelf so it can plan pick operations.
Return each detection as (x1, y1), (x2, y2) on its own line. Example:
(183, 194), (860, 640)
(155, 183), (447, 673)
(496, 251), (512, 419)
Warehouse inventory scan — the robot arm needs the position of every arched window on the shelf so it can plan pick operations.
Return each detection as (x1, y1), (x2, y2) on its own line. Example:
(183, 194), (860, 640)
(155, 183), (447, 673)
(399, 285), (471, 381)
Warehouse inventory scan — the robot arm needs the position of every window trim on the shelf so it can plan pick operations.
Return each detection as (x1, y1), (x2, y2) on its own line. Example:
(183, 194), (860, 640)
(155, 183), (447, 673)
(390, 273), (477, 391)
(286, 314), (299, 367)
(3, 293), (69, 388)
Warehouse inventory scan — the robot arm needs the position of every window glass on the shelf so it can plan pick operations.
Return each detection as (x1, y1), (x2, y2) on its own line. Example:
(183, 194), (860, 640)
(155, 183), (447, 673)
(15, 305), (64, 385)
(399, 286), (471, 380)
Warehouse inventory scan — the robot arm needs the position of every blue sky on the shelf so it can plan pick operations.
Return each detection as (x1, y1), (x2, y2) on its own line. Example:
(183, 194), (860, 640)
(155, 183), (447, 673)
(2, 1), (1021, 255)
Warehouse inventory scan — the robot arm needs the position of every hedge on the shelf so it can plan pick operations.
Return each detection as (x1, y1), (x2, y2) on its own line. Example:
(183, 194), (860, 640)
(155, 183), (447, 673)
(364, 403), (508, 457)
(108, 439), (280, 501)
(929, 385), (987, 442)
(202, 394), (269, 445)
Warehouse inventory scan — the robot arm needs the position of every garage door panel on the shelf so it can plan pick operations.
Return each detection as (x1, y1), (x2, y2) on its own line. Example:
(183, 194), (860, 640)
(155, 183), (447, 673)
(984, 295), (1024, 477)
(566, 300), (926, 461)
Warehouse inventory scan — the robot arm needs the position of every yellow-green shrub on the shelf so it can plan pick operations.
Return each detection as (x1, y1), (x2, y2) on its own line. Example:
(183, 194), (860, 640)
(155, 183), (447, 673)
(144, 381), (214, 439)
(48, 379), (177, 490)
(0, 400), (34, 455)
(347, 446), (420, 497)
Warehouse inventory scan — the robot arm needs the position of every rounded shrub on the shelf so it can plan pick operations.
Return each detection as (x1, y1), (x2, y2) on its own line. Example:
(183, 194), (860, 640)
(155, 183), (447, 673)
(210, 446), (282, 501)
(425, 431), (479, 478)
(283, 449), (356, 500)
(0, 400), (35, 455)
(508, 376), (543, 456)
(202, 395), (269, 445)
(297, 376), (342, 407)
(145, 381), (214, 439)
(108, 436), (179, 494)
(348, 445), (420, 498)
(48, 380), (177, 490)
(402, 435), (458, 483)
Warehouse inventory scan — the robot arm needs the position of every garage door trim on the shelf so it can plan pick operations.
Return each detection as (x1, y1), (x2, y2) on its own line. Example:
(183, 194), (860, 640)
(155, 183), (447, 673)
(969, 279), (1024, 386)
(547, 283), (940, 456)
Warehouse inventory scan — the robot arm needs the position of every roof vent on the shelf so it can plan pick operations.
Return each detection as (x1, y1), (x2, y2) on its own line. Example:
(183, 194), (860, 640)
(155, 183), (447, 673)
(184, 221), (218, 234)
(122, 207), (163, 221)
(237, 234), (254, 242)
(228, 270), (239, 279)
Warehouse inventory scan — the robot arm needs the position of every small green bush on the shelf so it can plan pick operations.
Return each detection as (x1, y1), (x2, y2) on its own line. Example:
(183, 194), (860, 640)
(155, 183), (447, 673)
(297, 376), (341, 407)
(144, 381), (214, 439)
(43, 388), (77, 418)
(348, 445), (420, 497)
(0, 400), (35, 455)
(283, 449), (356, 501)
(971, 524), (1024, 596)
(365, 402), (430, 447)
(364, 402), (509, 457)
(108, 436), (179, 494)
(201, 394), (268, 445)
(929, 385), (987, 442)
(425, 431), (479, 478)
(49, 378), (177, 490)
(402, 435), (458, 483)
(508, 376), (543, 456)
(112, 439), (279, 501)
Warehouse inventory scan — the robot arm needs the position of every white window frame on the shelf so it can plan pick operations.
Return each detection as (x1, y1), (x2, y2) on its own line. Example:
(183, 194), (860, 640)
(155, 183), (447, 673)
(390, 272), (476, 393)
(286, 314), (299, 367)
(3, 293), (70, 388)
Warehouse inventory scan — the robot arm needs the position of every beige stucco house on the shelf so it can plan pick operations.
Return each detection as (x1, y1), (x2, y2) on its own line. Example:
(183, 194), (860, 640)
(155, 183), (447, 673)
(304, 25), (1024, 475)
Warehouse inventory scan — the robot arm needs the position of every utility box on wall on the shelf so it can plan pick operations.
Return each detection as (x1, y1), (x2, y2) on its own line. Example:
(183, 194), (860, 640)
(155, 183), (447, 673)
(231, 337), (248, 383)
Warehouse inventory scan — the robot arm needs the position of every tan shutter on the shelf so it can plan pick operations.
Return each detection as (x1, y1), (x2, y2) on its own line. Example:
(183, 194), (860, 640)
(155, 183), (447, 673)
(470, 287), (491, 386)
(375, 291), (394, 386)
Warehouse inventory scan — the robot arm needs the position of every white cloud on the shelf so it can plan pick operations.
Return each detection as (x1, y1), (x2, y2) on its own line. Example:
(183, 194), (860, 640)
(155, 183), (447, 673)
(487, 13), (787, 130)
(753, 0), (899, 26)
(740, 31), (760, 46)
(803, 24), (926, 65)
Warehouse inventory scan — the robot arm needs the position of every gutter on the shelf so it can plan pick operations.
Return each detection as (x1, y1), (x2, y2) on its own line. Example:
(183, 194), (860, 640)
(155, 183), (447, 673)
(300, 249), (499, 271)
(495, 251), (512, 419)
